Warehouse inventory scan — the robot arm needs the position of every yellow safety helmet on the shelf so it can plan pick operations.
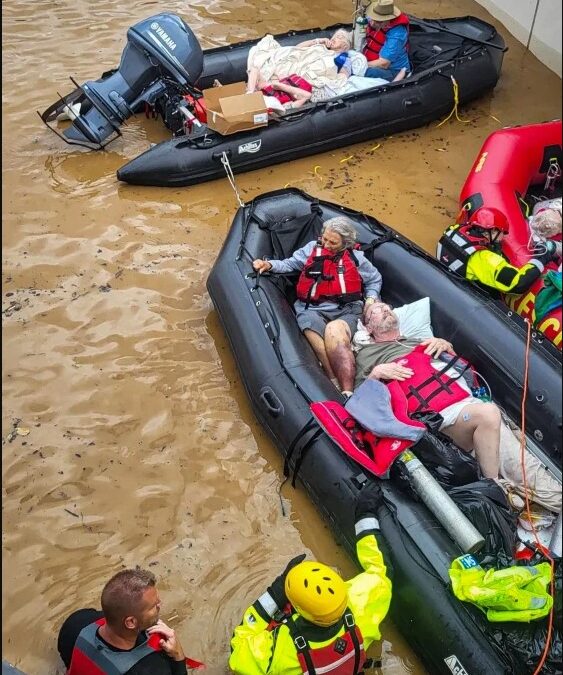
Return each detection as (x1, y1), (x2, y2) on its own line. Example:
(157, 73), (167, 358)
(285, 561), (348, 627)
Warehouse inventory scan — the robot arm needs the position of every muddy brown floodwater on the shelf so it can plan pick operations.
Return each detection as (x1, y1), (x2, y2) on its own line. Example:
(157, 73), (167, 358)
(2, 0), (561, 672)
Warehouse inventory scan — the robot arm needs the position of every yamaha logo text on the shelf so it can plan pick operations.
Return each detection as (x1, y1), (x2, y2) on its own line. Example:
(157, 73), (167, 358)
(150, 22), (177, 50)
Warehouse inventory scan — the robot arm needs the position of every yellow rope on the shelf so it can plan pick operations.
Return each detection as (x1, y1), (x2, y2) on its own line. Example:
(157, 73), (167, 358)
(312, 165), (323, 181)
(436, 76), (470, 127)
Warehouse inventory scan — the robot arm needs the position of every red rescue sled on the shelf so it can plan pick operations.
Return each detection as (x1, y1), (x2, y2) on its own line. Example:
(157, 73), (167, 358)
(458, 120), (562, 349)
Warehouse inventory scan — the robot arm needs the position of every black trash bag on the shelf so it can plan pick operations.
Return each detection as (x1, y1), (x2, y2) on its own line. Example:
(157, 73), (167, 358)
(499, 623), (562, 675)
(448, 479), (518, 567)
(410, 410), (444, 433)
(413, 430), (481, 487)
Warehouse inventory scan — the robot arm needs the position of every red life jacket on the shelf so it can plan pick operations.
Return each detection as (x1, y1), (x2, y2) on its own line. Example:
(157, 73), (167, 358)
(296, 244), (363, 307)
(363, 14), (410, 62)
(390, 344), (472, 415)
(284, 610), (366, 675)
(67, 619), (204, 674)
(261, 75), (312, 105)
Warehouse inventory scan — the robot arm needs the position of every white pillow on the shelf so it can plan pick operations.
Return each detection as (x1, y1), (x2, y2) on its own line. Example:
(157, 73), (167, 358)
(353, 297), (433, 349)
(395, 297), (434, 339)
(348, 50), (368, 77)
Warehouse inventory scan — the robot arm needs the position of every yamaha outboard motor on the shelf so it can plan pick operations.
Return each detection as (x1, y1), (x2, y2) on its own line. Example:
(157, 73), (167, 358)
(39, 14), (203, 149)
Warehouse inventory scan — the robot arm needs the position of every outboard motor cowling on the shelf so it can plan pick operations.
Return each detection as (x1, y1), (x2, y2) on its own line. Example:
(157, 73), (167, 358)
(40, 13), (203, 149)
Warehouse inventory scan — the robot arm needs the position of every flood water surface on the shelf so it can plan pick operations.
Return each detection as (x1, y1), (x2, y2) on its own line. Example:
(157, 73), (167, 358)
(2, 0), (561, 673)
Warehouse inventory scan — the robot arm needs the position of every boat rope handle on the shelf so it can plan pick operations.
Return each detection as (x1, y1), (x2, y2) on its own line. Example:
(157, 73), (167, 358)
(220, 151), (246, 208)
(436, 76), (470, 127)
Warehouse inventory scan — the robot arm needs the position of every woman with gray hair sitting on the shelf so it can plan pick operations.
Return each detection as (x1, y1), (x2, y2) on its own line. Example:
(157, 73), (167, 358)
(253, 217), (382, 396)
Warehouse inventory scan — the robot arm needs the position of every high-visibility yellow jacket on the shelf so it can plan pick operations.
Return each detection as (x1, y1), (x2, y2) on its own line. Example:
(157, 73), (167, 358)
(449, 554), (553, 623)
(229, 527), (392, 675)
(437, 223), (543, 294)
(466, 249), (543, 294)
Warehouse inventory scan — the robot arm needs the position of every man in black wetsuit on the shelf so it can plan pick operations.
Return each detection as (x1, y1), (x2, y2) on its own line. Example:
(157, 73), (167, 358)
(58, 568), (191, 674)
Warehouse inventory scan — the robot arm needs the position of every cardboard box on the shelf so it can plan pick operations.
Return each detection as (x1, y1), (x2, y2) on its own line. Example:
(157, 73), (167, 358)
(202, 82), (269, 136)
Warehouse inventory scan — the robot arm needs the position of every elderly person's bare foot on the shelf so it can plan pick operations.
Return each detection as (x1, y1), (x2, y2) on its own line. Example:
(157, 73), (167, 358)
(392, 68), (407, 82)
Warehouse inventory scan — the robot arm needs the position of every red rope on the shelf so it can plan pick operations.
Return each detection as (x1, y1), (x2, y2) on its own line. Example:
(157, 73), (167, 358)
(519, 318), (555, 675)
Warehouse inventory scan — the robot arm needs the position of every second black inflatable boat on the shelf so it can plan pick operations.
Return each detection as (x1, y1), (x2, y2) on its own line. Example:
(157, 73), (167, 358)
(117, 16), (506, 187)
(207, 189), (561, 675)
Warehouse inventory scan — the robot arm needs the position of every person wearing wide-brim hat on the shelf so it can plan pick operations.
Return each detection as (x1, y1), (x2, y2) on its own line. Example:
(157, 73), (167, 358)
(362, 0), (411, 82)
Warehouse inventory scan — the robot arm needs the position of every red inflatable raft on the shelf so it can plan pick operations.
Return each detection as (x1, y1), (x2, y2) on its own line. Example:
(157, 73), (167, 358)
(457, 120), (562, 349)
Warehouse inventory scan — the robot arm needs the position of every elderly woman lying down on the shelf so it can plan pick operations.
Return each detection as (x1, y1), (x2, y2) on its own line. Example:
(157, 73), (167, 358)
(247, 29), (407, 109)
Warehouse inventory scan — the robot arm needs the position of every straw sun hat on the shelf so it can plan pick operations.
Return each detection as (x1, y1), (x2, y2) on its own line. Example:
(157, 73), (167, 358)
(366, 0), (402, 21)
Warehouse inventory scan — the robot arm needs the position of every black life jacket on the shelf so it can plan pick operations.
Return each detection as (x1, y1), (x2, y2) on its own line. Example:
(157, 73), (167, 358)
(67, 619), (204, 674)
(436, 223), (488, 277)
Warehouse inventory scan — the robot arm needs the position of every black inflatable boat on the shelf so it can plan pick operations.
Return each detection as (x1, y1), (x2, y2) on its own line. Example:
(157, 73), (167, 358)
(118, 16), (505, 187)
(207, 189), (561, 675)
(40, 12), (505, 188)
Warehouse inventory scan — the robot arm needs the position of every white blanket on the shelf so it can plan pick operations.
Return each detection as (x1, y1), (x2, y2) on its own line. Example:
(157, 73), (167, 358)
(247, 34), (345, 91)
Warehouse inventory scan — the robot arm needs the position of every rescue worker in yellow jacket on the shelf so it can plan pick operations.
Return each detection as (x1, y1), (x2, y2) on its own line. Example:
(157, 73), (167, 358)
(437, 206), (559, 294)
(229, 483), (392, 675)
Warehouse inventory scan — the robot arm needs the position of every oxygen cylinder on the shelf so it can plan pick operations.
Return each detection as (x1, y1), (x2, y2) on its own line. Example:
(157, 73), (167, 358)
(353, 15), (368, 51)
(398, 450), (486, 554)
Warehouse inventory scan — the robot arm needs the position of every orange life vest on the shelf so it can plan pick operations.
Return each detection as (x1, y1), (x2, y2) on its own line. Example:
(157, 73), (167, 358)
(296, 245), (363, 307)
(363, 14), (410, 62)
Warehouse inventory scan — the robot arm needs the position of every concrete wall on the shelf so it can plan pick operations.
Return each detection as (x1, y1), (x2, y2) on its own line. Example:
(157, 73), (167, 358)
(476, 0), (562, 76)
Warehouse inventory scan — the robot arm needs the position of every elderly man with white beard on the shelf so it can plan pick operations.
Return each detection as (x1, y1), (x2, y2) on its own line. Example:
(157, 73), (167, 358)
(353, 301), (501, 479)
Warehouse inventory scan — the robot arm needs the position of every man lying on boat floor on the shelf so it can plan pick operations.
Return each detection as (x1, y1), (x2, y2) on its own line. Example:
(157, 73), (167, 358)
(348, 297), (561, 512)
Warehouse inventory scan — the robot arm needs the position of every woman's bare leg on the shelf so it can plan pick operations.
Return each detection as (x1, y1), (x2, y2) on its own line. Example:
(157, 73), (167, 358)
(303, 329), (336, 379)
(324, 320), (355, 393)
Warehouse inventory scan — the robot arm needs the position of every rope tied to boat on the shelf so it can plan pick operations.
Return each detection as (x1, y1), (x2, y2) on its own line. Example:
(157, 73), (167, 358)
(220, 151), (246, 208)
(518, 319), (556, 675)
(436, 76), (470, 128)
